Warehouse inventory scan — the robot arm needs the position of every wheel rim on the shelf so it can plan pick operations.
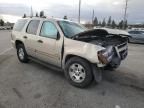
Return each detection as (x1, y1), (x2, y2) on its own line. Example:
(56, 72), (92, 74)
(69, 63), (86, 83)
(18, 48), (24, 60)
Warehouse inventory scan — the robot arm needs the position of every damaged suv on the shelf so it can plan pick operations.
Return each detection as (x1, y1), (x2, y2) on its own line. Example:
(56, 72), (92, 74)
(11, 18), (128, 88)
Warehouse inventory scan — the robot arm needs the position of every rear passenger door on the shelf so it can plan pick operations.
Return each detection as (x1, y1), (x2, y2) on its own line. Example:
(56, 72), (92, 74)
(24, 20), (40, 57)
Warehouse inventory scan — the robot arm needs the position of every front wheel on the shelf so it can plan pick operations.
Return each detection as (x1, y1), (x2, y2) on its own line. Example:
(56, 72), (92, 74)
(64, 57), (93, 88)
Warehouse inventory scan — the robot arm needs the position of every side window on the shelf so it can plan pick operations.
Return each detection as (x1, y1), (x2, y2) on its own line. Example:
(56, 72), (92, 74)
(26, 20), (40, 35)
(40, 21), (58, 39)
(13, 19), (27, 31)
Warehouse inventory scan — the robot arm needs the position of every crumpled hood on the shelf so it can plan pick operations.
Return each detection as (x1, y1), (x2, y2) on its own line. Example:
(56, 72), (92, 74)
(74, 28), (130, 38)
(99, 28), (130, 36)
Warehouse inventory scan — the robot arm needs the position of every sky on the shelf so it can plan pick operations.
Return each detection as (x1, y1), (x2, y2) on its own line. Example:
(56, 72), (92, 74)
(0, 0), (144, 24)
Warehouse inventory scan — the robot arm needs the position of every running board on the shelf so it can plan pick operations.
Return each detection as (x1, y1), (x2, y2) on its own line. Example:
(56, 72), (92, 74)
(28, 56), (63, 72)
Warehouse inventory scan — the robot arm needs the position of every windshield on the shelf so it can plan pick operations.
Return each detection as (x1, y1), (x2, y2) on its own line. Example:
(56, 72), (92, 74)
(58, 21), (87, 38)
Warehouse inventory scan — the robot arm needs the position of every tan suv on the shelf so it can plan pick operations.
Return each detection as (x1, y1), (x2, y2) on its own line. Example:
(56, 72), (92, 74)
(11, 17), (128, 88)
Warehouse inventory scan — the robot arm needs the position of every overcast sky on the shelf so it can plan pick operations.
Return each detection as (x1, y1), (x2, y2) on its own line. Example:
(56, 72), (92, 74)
(0, 0), (144, 24)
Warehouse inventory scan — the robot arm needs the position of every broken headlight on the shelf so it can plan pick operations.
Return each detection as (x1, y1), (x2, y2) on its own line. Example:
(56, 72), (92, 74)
(98, 46), (114, 64)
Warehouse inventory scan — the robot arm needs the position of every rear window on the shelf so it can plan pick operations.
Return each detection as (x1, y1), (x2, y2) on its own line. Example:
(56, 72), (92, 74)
(13, 19), (27, 31)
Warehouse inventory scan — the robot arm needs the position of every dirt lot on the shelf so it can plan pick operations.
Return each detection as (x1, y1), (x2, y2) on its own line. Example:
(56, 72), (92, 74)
(0, 30), (144, 108)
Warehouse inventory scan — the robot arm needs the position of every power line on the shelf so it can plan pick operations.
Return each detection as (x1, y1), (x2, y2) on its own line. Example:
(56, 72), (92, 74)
(92, 9), (94, 24)
(123, 0), (128, 29)
(78, 0), (81, 23)
(30, 6), (33, 17)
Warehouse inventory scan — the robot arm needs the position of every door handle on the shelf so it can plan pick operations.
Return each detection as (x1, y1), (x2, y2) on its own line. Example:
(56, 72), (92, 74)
(37, 40), (43, 43)
(23, 36), (27, 39)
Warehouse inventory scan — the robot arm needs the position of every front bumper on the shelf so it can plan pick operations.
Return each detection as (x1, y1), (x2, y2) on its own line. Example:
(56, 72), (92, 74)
(108, 42), (128, 68)
(114, 42), (128, 60)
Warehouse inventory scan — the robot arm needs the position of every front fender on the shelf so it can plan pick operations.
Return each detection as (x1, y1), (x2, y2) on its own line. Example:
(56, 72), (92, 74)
(62, 38), (105, 68)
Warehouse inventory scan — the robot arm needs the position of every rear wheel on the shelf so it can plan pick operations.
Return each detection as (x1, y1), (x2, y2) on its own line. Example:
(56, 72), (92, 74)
(64, 57), (93, 88)
(17, 44), (29, 63)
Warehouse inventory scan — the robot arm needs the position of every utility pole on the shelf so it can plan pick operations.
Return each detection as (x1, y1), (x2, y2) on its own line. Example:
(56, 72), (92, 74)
(78, 0), (81, 23)
(123, 0), (128, 29)
(30, 6), (33, 17)
(92, 9), (94, 24)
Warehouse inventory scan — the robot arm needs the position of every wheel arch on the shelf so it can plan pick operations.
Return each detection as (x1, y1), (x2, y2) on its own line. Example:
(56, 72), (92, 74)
(15, 40), (24, 48)
(64, 54), (92, 66)
(64, 54), (102, 84)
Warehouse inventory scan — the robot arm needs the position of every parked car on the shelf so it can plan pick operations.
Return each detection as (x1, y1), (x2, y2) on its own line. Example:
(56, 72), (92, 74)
(0, 26), (5, 30)
(128, 30), (144, 44)
(11, 17), (128, 88)
(0, 26), (12, 30)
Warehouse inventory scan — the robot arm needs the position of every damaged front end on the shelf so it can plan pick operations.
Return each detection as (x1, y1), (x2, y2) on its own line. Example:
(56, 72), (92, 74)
(97, 43), (128, 69)
(73, 28), (128, 69)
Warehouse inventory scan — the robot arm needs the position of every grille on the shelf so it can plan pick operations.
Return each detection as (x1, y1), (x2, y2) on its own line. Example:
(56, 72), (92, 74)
(119, 49), (128, 60)
(115, 42), (128, 60)
(117, 42), (127, 49)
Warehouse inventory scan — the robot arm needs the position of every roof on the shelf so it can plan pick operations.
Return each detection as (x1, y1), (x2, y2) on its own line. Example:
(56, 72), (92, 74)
(20, 17), (75, 23)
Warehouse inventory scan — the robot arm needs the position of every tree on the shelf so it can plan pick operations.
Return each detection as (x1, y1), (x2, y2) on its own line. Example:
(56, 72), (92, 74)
(84, 21), (93, 29)
(98, 21), (102, 26)
(35, 12), (39, 17)
(107, 16), (112, 27)
(102, 18), (106, 27)
(111, 20), (116, 29)
(0, 19), (4, 26)
(63, 15), (68, 19)
(22, 13), (26, 18)
(118, 20), (124, 29)
(40, 11), (44, 17)
(93, 17), (98, 26)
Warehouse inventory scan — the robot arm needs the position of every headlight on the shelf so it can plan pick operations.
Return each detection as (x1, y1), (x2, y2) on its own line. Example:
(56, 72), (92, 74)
(98, 46), (114, 64)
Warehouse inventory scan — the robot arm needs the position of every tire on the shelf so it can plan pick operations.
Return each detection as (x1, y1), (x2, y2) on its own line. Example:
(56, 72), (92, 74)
(64, 57), (93, 88)
(128, 38), (131, 43)
(105, 63), (120, 71)
(17, 44), (29, 63)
